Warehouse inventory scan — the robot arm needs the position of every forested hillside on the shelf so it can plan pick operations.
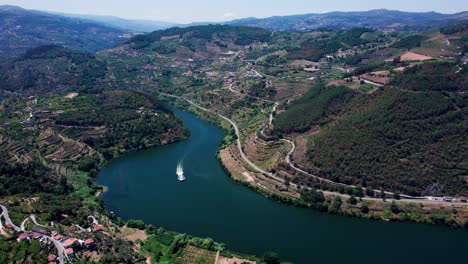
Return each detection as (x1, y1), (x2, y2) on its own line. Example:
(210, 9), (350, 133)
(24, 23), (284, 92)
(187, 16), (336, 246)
(273, 83), (355, 135)
(126, 25), (271, 52)
(391, 62), (467, 92)
(304, 88), (468, 196)
(0, 45), (106, 95)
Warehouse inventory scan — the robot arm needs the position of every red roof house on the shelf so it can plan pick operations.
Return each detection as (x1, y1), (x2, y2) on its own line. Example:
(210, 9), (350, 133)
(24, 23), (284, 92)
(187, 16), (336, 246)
(65, 248), (75, 257)
(17, 232), (31, 242)
(84, 238), (96, 249)
(63, 238), (78, 248)
(93, 224), (103, 232)
(47, 254), (56, 262)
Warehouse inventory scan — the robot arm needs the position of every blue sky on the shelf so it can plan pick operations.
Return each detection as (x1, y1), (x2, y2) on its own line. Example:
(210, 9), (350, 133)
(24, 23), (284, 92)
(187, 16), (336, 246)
(1, 0), (467, 23)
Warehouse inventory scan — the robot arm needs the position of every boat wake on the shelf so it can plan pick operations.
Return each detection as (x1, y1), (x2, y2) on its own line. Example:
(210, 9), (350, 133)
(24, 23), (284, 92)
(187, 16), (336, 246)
(176, 161), (185, 182)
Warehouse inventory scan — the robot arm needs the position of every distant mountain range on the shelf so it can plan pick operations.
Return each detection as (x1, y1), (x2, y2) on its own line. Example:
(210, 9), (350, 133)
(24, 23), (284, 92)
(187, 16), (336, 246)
(227, 9), (468, 31)
(51, 8), (468, 32)
(10, 6), (468, 33)
(0, 5), (135, 57)
(0, 5), (467, 58)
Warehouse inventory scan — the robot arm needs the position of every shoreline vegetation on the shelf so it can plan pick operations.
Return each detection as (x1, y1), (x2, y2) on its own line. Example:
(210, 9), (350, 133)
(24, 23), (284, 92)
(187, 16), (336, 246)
(0, 91), (261, 264)
(160, 94), (468, 230)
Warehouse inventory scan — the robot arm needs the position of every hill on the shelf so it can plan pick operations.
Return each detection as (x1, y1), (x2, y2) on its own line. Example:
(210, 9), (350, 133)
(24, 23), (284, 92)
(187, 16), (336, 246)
(273, 79), (468, 197)
(125, 25), (271, 51)
(228, 9), (468, 31)
(0, 5), (133, 57)
(0, 45), (107, 95)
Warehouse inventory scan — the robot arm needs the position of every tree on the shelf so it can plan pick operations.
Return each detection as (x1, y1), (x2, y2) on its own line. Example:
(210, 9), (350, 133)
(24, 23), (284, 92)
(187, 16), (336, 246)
(348, 195), (358, 205)
(381, 189), (386, 202)
(390, 202), (400, 214)
(394, 191), (401, 200)
(302, 189), (325, 204)
(361, 204), (370, 214)
(263, 251), (280, 264)
(127, 219), (145, 230)
(366, 187), (375, 197)
(329, 196), (342, 214)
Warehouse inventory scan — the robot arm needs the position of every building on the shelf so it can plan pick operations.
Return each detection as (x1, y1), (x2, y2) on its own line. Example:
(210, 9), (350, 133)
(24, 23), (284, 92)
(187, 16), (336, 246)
(47, 254), (56, 262)
(63, 238), (78, 248)
(31, 232), (44, 240)
(65, 248), (75, 258)
(84, 238), (96, 250)
(53, 234), (65, 241)
(93, 224), (103, 232)
(17, 232), (31, 242)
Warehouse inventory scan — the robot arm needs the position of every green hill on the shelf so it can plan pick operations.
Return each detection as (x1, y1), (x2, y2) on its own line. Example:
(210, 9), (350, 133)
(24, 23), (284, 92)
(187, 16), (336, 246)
(280, 87), (468, 197)
(0, 45), (106, 95)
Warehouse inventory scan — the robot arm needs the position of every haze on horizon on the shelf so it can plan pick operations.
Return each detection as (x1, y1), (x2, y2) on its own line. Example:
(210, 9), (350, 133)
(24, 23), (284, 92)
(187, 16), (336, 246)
(0, 0), (467, 24)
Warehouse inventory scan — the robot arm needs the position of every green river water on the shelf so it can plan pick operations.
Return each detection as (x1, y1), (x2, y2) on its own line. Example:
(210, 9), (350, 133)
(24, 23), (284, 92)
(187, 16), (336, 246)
(98, 107), (468, 264)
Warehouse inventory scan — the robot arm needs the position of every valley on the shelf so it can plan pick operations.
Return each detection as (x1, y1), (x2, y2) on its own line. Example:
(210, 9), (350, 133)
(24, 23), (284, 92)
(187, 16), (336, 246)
(0, 4), (467, 264)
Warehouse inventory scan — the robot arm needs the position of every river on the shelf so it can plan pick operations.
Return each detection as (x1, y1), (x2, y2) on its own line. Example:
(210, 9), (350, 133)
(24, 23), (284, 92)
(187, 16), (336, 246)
(98, 107), (468, 264)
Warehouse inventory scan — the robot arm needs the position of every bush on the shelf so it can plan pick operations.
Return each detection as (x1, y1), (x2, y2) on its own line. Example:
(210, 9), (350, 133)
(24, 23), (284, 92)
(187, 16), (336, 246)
(127, 219), (146, 230)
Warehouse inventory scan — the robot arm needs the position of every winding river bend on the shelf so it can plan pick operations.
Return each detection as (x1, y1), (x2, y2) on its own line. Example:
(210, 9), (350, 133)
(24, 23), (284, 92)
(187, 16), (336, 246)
(98, 108), (468, 264)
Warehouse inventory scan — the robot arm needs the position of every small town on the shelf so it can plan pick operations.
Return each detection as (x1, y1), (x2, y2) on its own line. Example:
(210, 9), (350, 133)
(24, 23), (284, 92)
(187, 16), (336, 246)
(1, 204), (102, 264)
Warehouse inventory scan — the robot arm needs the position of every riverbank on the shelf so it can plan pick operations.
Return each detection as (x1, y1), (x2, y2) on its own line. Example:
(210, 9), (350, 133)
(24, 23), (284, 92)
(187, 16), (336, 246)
(98, 104), (468, 264)
(159, 93), (468, 229)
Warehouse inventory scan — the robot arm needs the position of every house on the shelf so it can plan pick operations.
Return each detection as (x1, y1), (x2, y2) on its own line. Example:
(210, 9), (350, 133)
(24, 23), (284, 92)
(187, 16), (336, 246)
(53, 234), (64, 241)
(65, 248), (75, 258)
(47, 254), (56, 262)
(93, 224), (103, 232)
(63, 238), (78, 248)
(84, 238), (96, 250)
(32, 232), (44, 240)
(17, 232), (31, 242)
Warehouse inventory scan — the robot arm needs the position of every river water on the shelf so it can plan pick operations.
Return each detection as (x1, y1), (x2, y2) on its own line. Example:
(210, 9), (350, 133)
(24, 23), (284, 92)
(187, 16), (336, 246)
(98, 108), (468, 264)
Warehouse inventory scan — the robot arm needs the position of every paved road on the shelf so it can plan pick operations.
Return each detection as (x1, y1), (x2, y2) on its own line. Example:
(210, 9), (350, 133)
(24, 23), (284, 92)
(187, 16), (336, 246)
(20, 216), (29, 231)
(0, 205), (21, 232)
(163, 84), (468, 205)
(161, 93), (278, 179)
(46, 235), (66, 264)
(88, 215), (98, 225)
(1, 205), (66, 264)
(30, 215), (47, 227)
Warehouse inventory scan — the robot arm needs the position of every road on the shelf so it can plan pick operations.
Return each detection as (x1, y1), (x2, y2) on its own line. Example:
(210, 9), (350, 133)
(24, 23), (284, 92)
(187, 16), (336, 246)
(30, 215), (47, 227)
(88, 216), (98, 225)
(1, 205), (66, 264)
(162, 80), (468, 205)
(20, 216), (29, 231)
(46, 235), (66, 264)
(0, 205), (21, 232)
(161, 93), (285, 184)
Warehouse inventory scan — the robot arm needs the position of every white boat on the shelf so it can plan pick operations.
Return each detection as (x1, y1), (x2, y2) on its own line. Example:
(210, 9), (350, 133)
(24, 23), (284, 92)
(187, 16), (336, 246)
(176, 162), (185, 182)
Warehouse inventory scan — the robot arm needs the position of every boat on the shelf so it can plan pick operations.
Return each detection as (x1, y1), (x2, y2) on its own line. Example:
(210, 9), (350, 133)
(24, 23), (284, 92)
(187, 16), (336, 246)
(176, 162), (185, 182)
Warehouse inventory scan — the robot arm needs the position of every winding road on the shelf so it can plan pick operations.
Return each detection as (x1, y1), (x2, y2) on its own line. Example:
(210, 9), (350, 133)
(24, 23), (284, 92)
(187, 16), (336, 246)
(1, 205), (66, 264)
(0, 205), (21, 232)
(162, 80), (468, 205)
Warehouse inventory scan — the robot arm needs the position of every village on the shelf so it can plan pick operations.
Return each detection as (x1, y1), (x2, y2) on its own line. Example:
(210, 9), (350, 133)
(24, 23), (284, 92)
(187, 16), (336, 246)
(1, 204), (103, 264)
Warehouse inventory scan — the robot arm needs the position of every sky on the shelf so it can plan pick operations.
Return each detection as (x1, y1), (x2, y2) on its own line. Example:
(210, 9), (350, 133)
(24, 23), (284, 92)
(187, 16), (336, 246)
(0, 0), (467, 23)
